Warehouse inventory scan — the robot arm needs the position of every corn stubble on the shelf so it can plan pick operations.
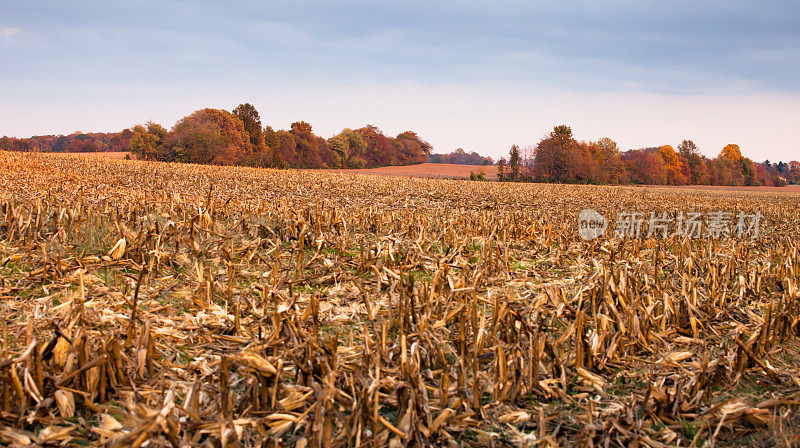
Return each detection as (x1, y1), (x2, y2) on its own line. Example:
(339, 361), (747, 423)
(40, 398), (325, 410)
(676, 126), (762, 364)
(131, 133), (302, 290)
(0, 151), (799, 447)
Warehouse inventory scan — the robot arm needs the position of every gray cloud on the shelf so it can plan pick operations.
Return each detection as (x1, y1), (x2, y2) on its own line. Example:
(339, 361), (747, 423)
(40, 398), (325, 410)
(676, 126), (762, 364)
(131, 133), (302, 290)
(2, 0), (799, 92)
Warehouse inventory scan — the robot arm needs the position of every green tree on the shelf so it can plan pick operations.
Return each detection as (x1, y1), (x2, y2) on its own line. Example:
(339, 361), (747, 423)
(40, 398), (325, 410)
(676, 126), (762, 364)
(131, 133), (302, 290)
(553, 125), (573, 146)
(677, 139), (708, 184)
(328, 128), (367, 168)
(263, 125), (278, 150)
(677, 139), (698, 157)
(232, 103), (263, 150)
(128, 122), (166, 160)
(328, 134), (349, 168)
(508, 144), (520, 181)
(343, 129), (367, 166)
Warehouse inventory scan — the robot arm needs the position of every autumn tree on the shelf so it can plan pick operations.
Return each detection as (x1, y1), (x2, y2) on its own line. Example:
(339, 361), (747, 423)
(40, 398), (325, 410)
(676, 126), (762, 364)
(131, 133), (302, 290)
(622, 149), (666, 185)
(789, 161), (800, 184)
(595, 137), (625, 183)
(67, 137), (102, 153)
(262, 125), (284, 167)
(532, 125), (580, 183)
(109, 129), (134, 152)
(658, 145), (687, 185)
(2, 111), (435, 171)
(677, 140), (708, 184)
(232, 103), (264, 151)
(720, 143), (742, 161)
(164, 109), (252, 165)
(289, 121), (325, 168)
(327, 133), (349, 169)
(396, 131), (432, 165)
(328, 128), (367, 168)
(129, 122), (167, 160)
(714, 144), (746, 186)
(497, 158), (506, 181)
(357, 125), (399, 167)
(742, 157), (757, 186)
(275, 131), (296, 167)
(3, 137), (30, 151)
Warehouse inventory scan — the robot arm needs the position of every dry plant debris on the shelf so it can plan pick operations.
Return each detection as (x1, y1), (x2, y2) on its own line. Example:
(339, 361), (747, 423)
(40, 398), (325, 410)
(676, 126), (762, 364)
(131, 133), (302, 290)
(0, 151), (799, 447)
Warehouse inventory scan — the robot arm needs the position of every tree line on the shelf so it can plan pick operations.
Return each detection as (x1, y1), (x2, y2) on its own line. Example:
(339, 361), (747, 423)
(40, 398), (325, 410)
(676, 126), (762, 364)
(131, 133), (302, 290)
(497, 125), (799, 186)
(3, 113), (798, 185)
(0, 131), (133, 153)
(428, 147), (494, 165)
(0, 103), (433, 169)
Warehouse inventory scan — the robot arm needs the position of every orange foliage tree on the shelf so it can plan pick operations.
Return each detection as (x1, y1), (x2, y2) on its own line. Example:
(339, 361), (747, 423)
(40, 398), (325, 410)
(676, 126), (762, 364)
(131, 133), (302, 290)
(658, 145), (687, 185)
(165, 108), (253, 165)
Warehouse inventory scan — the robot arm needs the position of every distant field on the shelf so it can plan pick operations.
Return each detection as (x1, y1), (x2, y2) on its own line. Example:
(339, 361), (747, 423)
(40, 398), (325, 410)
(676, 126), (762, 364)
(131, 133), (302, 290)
(45, 152), (800, 193)
(50, 153), (800, 192)
(61, 154), (497, 179)
(60, 151), (130, 159)
(329, 162), (498, 179)
(657, 183), (800, 193)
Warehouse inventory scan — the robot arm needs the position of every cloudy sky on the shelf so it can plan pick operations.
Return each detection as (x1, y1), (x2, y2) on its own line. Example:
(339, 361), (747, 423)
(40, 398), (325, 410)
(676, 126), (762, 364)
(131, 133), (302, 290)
(1, 0), (799, 161)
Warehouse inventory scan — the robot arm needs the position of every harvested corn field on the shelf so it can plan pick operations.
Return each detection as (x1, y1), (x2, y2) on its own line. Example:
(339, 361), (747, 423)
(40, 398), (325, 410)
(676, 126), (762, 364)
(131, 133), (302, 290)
(0, 150), (799, 447)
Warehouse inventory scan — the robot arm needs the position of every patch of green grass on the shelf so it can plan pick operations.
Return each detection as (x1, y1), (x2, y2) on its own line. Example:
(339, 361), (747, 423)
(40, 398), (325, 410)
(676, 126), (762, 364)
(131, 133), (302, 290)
(97, 267), (114, 286)
(511, 260), (534, 271)
(714, 374), (772, 402)
(679, 417), (704, 445)
(177, 348), (194, 365)
(379, 406), (399, 425)
(64, 224), (114, 256)
(2, 260), (36, 276)
(467, 241), (482, 252)
(16, 285), (40, 299)
(411, 269), (431, 283)
(292, 283), (317, 294)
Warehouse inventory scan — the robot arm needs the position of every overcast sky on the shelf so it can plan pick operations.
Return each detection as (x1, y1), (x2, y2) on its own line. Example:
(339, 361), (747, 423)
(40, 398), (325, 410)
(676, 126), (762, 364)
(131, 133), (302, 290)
(1, 0), (799, 161)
